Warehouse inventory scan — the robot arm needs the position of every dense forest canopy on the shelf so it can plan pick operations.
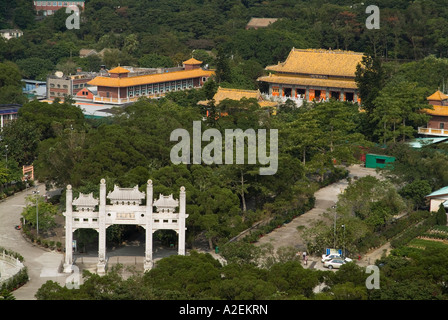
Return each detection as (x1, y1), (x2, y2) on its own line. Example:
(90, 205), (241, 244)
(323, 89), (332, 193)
(2, 0), (448, 81)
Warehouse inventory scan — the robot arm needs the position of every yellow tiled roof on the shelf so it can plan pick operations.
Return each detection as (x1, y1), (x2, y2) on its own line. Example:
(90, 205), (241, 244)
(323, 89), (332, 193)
(427, 90), (448, 101)
(88, 69), (214, 87)
(198, 87), (279, 107)
(213, 87), (261, 103)
(183, 58), (202, 65)
(257, 74), (358, 89)
(423, 105), (448, 116)
(108, 66), (130, 74)
(265, 48), (364, 78)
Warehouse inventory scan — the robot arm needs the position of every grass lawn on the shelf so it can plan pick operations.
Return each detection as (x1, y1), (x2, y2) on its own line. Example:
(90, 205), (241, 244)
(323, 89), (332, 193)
(407, 238), (448, 250)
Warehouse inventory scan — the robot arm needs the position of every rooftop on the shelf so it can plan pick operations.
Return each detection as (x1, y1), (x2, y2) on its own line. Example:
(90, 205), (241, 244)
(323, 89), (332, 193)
(109, 66), (130, 74)
(198, 87), (277, 107)
(427, 186), (448, 198)
(257, 73), (358, 89)
(183, 58), (202, 65)
(427, 90), (448, 101)
(246, 17), (279, 28)
(88, 68), (214, 88)
(265, 48), (364, 78)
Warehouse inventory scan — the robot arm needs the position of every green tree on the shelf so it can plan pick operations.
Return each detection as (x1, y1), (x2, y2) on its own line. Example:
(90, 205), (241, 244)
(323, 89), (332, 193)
(355, 54), (385, 115)
(16, 57), (54, 81)
(372, 79), (431, 144)
(436, 203), (447, 226)
(0, 61), (26, 104)
(21, 195), (58, 233)
(138, 53), (174, 68)
(399, 179), (432, 210)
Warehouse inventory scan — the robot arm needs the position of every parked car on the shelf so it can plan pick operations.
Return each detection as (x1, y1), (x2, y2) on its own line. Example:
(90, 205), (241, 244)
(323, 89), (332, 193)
(324, 258), (346, 269)
(321, 254), (341, 263)
(321, 254), (353, 263)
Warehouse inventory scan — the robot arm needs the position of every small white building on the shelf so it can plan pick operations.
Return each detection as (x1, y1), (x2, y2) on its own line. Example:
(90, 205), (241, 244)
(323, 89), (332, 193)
(0, 29), (23, 40)
(426, 186), (448, 212)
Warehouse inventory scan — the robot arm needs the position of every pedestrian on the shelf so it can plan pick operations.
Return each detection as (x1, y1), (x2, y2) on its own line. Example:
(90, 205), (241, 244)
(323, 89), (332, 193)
(302, 251), (306, 261)
(304, 255), (308, 266)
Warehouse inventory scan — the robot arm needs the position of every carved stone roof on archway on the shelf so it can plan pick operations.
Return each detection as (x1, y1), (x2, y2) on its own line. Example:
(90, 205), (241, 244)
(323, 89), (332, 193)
(153, 194), (179, 213)
(73, 192), (98, 211)
(107, 185), (145, 204)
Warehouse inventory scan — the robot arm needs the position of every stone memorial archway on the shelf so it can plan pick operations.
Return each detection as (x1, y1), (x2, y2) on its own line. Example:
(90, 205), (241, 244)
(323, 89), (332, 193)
(63, 179), (187, 274)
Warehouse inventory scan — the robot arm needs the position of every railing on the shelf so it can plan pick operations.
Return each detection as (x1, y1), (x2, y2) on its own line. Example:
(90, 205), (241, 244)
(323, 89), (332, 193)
(263, 94), (304, 107)
(418, 127), (448, 136)
(93, 96), (140, 104)
(0, 251), (25, 284)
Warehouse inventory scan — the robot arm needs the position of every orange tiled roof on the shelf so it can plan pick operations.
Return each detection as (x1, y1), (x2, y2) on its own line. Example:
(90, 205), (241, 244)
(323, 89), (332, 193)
(88, 68), (214, 87)
(198, 87), (261, 106)
(213, 87), (261, 103)
(265, 48), (364, 78)
(423, 105), (448, 116)
(198, 87), (279, 108)
(427, 90), (448, 101)
(108, 66), (130, 74)
(183, 58), (202, 65)
(257, 73), (358, 89)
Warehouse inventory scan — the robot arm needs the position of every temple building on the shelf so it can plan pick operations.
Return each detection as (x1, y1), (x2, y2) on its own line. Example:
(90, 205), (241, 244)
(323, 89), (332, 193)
(418, 90), (448, 136)
(34, 1), (85, 16)
(87, 58), (214, 105)
(198, 87), (279, 116)
(257, 48), (364, 104)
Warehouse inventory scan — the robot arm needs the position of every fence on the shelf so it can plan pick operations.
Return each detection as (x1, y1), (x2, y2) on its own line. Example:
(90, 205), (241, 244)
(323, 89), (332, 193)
(0, 250), (26, 286)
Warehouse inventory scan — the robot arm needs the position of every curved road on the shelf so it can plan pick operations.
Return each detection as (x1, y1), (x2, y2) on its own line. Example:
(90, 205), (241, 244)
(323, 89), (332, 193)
(0, 184), (69, 300)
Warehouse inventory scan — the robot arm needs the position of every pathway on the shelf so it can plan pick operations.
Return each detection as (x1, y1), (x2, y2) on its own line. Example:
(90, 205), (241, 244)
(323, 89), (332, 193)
(0, 184), (69, 300)
(255, 164), (384, 269)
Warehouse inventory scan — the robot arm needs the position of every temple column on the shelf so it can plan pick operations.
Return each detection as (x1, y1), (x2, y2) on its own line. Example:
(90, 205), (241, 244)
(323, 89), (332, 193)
(97, 178), (107, 273)
(144, 180), (154, 271)
(178, 186), (186, 256)
(63, 185), (73, 273)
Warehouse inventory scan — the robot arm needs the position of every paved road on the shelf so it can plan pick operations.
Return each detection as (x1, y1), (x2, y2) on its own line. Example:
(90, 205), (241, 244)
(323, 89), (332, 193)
(255, 164), (383, 270)
(0, 184), (69, 300)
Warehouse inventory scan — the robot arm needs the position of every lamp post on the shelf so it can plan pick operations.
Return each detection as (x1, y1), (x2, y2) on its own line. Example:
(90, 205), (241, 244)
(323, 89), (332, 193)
(32, 189), (40, 236)
(332, 205), (337, 249)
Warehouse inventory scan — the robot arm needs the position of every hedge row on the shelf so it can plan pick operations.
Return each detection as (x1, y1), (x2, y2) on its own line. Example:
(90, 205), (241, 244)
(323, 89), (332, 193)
(381, 210), (432, 241)
(0, 267), (29, 294)
(390, 214), (438, 249)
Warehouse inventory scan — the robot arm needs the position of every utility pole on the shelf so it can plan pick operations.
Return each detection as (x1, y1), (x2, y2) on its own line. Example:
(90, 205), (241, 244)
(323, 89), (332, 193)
(33, 188), (40, 236)
(332, 205), (337, 248)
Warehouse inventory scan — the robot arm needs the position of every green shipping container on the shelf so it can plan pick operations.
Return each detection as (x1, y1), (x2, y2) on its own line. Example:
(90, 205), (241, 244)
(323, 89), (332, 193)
(365, 154), (395, 169)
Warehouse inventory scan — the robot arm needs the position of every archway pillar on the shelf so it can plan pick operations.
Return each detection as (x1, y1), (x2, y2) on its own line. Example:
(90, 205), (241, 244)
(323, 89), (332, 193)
(144, 180), (154, 271)
(63, 185), (73, 273)
(97, 179), (107, 274)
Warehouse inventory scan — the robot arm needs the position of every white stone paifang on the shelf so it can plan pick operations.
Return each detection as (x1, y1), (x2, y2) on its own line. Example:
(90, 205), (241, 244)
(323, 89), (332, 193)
(62, 179), (187, 274)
